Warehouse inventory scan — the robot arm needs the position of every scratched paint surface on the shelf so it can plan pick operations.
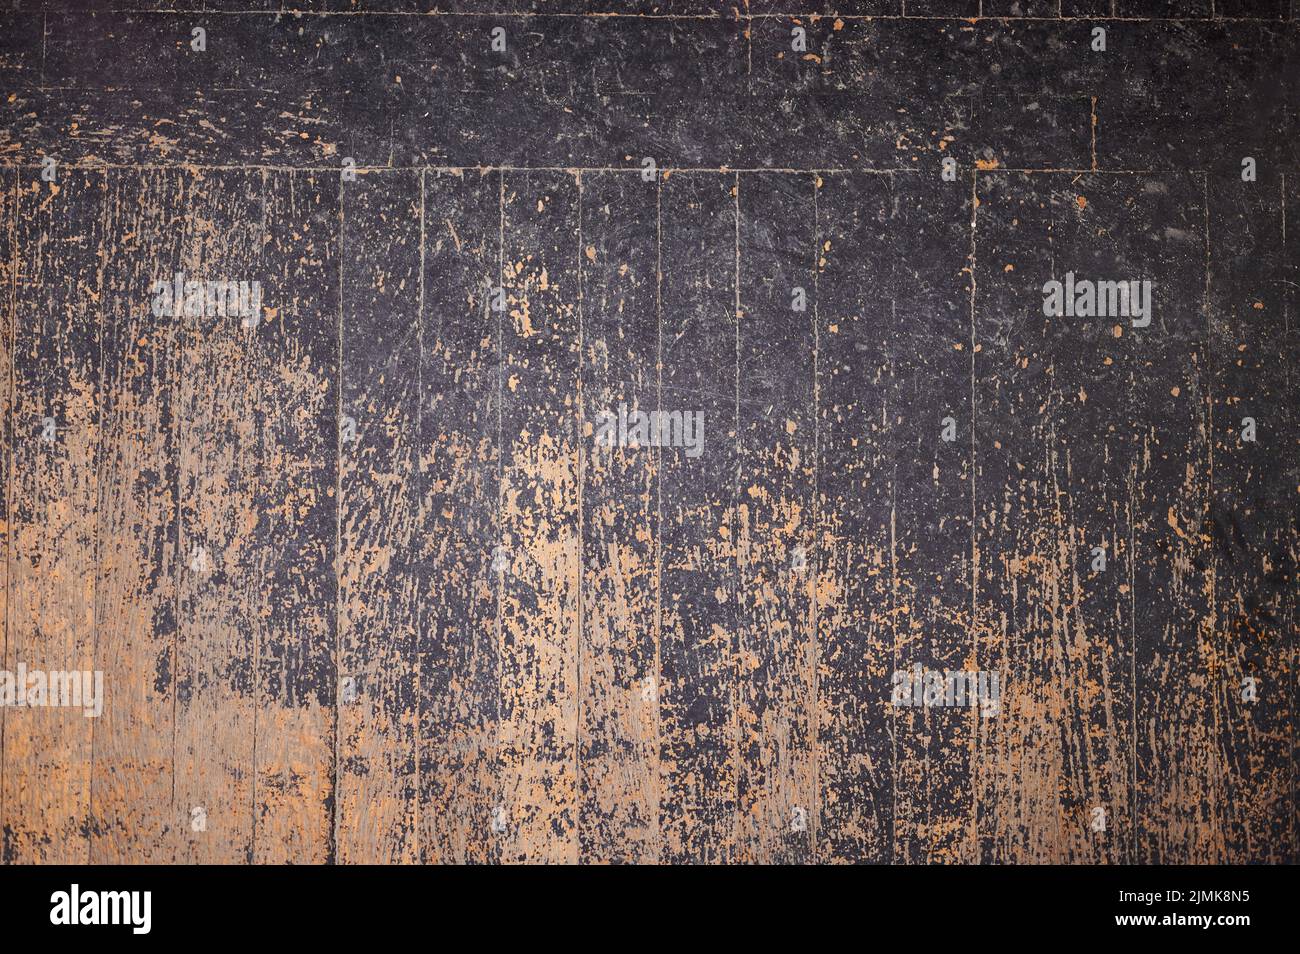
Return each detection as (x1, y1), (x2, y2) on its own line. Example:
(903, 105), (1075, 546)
(0, 7), (1295, 864)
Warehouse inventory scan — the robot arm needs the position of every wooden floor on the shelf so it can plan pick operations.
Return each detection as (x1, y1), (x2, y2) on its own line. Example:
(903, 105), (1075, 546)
(0, 4), (1296, 864)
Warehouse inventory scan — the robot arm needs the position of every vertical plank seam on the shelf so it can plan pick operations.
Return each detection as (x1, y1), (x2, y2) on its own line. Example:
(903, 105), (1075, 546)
(1119, 168), (1139, 864)
(87, 167), (112, 864)
(888, 169), (898, 864)
(495, 169), (505, 863)
(1119, 168), (1133, 860)
(331, 168), (344, 865)
(653, 172), (664, 865)
(1129, 428), (1137, 861)
(968, 167), (980, 861)
(92, 168), (108, 860)
(888, 168), (899, 864)
(745, 15), (752, 78)
(1196, 171), (1216, 868)
(169, 170), (186, 856)
(0, 169), (18, 856)
(889, 346), (899, 864)
(732, 170), (741, 864)
(251, 166), (269, 865)
(574, 170), (585, 864)
(810, 172), (821, 864)
(167, 168), (182, 862)
(1284, 172), (1295, 863)
(416, 166), (425, 865)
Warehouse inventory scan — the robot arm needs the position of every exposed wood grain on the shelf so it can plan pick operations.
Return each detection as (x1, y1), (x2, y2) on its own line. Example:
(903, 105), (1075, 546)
(735, 171), (817, 864)
(814, 171), (895, 864)
(3, 171), (104, 863)
(174, 169), (340, 865)
(1131, 173), (1219, 864)
(251, 171), (337, 865)
(577, 171), (660, 864)
(1288, 172), (1299, 864)
(1205, 168), (1295, 862)
(497, 170), (582, 864)
(889, 172), (976, 864)
(173, 169), (265, 864)
(89, 169), (185, 864)
(657, 172), (738, 864)
(974, 172), (1136, 863)
(337, 169), (422, 864)
(0, 169), (12, 860)
(418, 169), (502, 865)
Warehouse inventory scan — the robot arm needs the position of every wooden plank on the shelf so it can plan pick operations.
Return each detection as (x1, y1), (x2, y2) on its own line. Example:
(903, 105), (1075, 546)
(2, 170), (103, 863)
(973, 172), (1136, 863)
(336, 169), (422, 864)
(1042, 175), (1139, 865)
(496, 170), (581, 864)
(1205, 167), (1295, 863)
(251, 170), (338, 864)
(173, 169), (266, 864)
(1131, 172), (1218, 863)
(814, 171), (895, 864)
(577, 170), (660, 864)
(88, 169), (186, 863)
(734, 171), (817, 864)
(0, 169), (12, 860)
(174, 170), (338, 864)
(418, 169), (501, 865)
(1288, 171), (1299, 865)
(0, 11), (42, 89)
(889, 171), (976, 864)
(657, 172), (738, 864)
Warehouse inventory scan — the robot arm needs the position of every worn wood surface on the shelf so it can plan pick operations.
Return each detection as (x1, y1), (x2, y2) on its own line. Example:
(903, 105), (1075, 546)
(0, 7), (1295, 864)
